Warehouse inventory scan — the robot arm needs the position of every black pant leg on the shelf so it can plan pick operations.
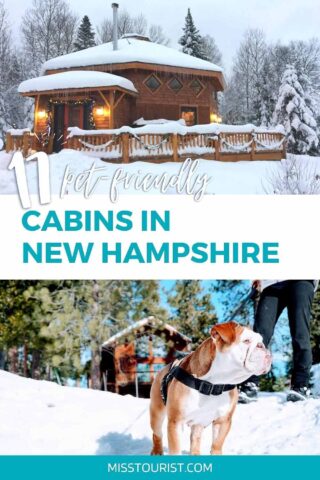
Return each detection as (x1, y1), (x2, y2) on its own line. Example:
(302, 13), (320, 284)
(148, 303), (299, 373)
(244, 283), (287, 386)
(287, 281), (314, 387)
(253, 283), (287, 346)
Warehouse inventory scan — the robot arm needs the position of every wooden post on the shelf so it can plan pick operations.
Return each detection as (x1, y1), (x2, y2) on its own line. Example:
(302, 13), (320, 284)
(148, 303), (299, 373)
(109, 90), (115, 129)
(5, 132), (12, 153)
(251, 133), (256, 161)
(172, 133), (178, 162)
(34, 95), (40, 133)
(122, 133), (130, 163)
(214, 135), (220, 161)
(135, 371), (139, 398)
(22, 131), (29, 157)
(282, 136), (286, 159)
(48, 135), (54, 154)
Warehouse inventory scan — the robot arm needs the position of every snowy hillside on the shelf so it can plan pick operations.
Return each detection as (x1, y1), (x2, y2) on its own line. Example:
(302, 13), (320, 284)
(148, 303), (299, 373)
(1, 149), (320, 196)
(0, 370), (319, 455)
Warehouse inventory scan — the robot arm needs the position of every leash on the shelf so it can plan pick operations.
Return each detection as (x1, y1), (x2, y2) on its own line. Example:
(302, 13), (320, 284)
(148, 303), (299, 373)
(223, 287), (258, 323)
(161, 364), (236, 405)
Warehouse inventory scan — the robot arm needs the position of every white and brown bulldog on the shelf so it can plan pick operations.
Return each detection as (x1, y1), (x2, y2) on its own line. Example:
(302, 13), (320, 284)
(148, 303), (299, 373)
(150, 321), (271, 455)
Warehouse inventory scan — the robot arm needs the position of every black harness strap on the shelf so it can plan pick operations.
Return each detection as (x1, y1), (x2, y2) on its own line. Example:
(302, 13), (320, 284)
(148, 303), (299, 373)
(161, 365), (236, 405)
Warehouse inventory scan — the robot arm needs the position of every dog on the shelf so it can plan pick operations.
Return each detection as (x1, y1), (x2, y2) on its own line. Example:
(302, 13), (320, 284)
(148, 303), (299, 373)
(149, 321), (271, 455)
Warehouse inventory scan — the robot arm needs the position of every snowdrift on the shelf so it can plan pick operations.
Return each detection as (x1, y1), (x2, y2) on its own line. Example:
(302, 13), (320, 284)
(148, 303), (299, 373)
(1, 149), (320, 196)
(0, 370), (319, 455)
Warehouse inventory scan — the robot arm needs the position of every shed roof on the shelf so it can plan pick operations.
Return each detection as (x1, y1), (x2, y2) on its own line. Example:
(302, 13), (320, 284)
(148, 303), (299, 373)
(102, 316), (191, 350)
(18, 70), (138, 96)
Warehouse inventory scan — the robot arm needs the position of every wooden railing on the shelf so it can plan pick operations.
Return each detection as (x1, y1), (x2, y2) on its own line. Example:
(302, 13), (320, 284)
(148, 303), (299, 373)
(5, 126), (286, 162)
(5, 130), (42, 156)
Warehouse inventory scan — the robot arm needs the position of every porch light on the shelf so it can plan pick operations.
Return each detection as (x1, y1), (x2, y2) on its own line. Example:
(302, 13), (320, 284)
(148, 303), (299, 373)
(210, 113), (222, 124)
(37, 110), (47, 119)
(95, 107), (110, 117)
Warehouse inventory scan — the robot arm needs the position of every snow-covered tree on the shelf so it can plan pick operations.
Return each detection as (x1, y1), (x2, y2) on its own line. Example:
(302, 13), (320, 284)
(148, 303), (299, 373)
(148, 24), (170, 46)
(97, 10), (169, 45)
(0, 1), (11, 138)
(21, 0), (78, 74)
(223, 29), (267, 124)
(179, 8), (204, 59)
(73, 15), (96, 51)
(273, 65), (319, 154)
(98, 10), (147, 43)
(200, 34), (222, 65)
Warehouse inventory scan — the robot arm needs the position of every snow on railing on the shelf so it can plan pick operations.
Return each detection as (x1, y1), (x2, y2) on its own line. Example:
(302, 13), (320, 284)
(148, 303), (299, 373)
(5, 123), (286, 162)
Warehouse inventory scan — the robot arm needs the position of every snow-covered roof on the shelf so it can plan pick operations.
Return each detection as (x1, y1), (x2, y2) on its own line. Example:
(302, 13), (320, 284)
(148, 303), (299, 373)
(18, 70), (138, 95)
(42, 38), (223, 76)
(101, 316), (191, 348)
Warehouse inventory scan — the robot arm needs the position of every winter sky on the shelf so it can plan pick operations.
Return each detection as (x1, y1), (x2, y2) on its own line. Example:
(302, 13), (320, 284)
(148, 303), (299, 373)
(8, 0), (320, 72)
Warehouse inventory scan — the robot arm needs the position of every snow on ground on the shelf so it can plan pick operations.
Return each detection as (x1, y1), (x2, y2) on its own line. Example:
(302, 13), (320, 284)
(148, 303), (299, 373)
(1, 370), (320, 455)
(1, 149), (319, 196)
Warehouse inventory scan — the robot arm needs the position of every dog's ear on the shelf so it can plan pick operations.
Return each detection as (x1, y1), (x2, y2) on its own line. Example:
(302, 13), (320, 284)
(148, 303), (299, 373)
(211, 322), (238, 345)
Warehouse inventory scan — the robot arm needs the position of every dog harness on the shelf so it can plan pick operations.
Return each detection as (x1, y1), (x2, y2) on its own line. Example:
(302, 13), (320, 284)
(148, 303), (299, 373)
(160, 363), (236, 405)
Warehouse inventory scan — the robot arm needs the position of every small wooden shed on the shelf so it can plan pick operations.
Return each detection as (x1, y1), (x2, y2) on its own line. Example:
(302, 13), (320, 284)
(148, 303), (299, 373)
(100, 316), (191, 398)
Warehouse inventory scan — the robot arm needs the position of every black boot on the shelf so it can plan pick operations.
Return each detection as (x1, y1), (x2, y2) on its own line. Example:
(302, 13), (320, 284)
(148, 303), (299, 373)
(238, 382), (259, 404)
(287, 386), (316, 402)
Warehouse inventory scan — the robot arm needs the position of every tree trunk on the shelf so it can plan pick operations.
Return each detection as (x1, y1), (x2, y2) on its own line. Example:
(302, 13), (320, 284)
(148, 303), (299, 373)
(8, 347), (18, 373)
(31, 350), (41, 379)
(90, 280), (102, 390)
(0, 350), (6, 370)
(91, 345), (101, 390)
(23, 343), (28, 377)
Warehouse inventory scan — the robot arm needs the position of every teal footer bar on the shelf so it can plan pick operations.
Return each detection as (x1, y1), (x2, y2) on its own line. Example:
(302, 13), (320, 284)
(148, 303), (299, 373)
(0, 456), (319, 480)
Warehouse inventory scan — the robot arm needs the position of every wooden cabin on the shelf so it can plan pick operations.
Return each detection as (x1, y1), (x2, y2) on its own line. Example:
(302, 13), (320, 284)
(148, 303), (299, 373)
(100, 316), (191, 398)
(18, 28), (224, 153)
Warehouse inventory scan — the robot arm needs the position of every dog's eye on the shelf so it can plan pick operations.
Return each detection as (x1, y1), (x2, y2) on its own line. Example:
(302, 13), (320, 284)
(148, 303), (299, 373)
(243, 339), (251, 344)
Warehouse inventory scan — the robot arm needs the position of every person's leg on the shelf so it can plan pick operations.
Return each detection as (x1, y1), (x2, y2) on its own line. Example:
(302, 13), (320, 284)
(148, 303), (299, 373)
(253, 282), (288, 345)
(286, 281), (314, 389)
(238, 282), (287, 402)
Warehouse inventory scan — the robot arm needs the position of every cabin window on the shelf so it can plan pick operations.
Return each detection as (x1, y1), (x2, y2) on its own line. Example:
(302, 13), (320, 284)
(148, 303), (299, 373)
(190, 78), (204, 96)
(181, 106), (198, 126)
(144, 74), (161, 92)
(168, 77), (183, 93)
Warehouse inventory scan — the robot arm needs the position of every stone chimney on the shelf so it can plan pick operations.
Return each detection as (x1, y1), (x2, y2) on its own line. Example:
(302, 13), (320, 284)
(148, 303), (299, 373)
(112, 3), (119, 51)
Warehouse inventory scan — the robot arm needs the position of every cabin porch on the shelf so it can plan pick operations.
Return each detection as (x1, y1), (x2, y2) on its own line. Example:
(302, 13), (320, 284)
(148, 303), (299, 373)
(17, 70), (138, 153)
(6, 124), (286, 162)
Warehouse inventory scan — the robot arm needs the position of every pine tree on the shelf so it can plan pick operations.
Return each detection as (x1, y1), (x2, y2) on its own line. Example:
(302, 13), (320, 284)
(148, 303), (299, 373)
(273, 65), (319, 154)
(0, 280), (53, 377)
(179, 9), (204, 59)
(74, 15), (96, 51)
(168, 280), (217, 347)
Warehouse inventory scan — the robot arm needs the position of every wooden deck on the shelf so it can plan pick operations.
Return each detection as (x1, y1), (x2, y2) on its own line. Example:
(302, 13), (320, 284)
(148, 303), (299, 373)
(5, 128), (286, 162)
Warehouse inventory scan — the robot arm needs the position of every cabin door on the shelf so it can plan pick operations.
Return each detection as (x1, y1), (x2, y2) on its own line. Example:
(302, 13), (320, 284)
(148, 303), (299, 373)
(53, 103), (84, 153)
(53, 104), (65, 153)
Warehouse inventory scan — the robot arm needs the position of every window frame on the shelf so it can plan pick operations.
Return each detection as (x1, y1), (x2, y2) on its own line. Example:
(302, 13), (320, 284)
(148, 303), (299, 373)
(167, 76), (184, 94)
(189, 78), (205, 97)
(143, 73), (162, 93)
